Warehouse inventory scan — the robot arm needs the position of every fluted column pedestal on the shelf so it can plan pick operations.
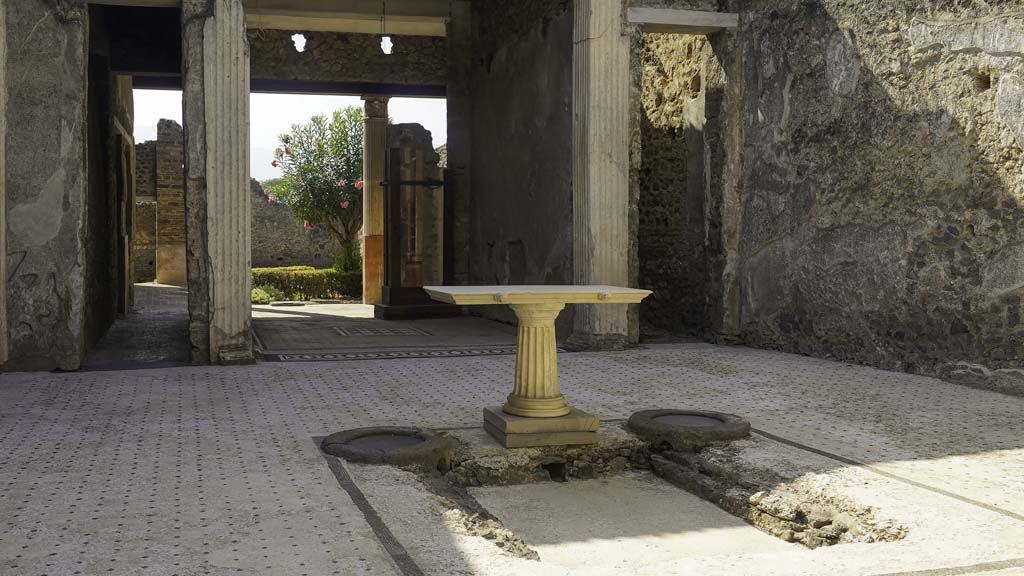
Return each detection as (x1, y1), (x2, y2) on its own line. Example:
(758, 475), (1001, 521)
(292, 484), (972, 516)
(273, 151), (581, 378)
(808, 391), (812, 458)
(484, 302), (599, 448)
(504, 303), (570, 417)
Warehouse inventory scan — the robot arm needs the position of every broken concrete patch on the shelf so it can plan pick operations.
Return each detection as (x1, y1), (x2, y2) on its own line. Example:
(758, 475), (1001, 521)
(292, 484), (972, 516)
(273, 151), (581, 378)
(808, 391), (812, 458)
(649, 437), (908, 549)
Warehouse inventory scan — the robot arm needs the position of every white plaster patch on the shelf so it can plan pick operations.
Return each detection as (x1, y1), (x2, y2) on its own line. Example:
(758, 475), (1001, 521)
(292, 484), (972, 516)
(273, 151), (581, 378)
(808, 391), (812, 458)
(996, 74), (1024, 147)
(909, 17), (1024, 56)
(826, 30), (861, 96)
(981, 240), (1024, 298)
(8, 166), (65, 247)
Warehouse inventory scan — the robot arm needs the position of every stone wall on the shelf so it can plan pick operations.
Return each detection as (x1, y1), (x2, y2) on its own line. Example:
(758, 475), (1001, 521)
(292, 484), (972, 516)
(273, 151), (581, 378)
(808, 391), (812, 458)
(135, 132), (339, 273)
(634, 1), (1024, 393)
(155, 119), (185, 285)
(251, 179), (338, 269)
(468, 0), (575, 334)
(4, 0), (89, 370)
(134, 201), (157, 282)
(638, 33), (710, 337)
(135, 141), (156, 200)
(249, 30), (446, 89)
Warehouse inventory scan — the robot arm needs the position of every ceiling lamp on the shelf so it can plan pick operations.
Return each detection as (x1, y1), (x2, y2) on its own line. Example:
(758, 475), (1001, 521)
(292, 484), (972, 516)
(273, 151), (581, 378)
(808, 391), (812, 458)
(380, 0), (393, 55)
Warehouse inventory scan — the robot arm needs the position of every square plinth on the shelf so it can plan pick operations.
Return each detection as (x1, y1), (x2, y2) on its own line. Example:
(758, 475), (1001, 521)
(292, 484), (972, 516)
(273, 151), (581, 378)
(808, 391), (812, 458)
(483, 406), (600, 448)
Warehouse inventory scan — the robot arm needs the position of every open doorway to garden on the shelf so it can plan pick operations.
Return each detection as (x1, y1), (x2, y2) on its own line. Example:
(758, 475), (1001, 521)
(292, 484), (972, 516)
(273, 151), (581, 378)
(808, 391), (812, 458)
(244, 89), (514, 361)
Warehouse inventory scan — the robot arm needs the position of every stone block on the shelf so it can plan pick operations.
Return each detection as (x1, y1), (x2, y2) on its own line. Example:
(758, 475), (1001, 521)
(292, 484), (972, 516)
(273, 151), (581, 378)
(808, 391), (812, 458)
(483, 406), (600, 448)
(483, 421), (598, 448)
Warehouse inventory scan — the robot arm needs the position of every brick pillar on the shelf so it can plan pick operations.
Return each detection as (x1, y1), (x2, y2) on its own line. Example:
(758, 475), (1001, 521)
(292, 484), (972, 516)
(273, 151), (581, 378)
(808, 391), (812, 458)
(568, 0), (634, 351)
(362, 96), (388, 304)
(183, 0), (252, 364)
(155, 119), (186, 286)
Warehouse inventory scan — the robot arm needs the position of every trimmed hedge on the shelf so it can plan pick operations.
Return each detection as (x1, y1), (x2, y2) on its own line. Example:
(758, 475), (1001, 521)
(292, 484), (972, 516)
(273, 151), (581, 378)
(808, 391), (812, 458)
(251, 266), (361, 301)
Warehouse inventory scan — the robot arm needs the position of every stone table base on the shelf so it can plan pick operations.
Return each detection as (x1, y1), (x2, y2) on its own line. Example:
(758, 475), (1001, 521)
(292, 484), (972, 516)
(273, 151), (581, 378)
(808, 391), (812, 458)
(484, 406), (599, 448)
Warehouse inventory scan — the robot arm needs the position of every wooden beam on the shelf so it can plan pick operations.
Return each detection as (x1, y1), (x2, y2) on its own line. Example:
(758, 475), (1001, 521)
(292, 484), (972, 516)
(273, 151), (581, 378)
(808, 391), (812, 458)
(243, 0), (448, 36)
(626, 7), (738, 35)
(132, 75), (447, 98)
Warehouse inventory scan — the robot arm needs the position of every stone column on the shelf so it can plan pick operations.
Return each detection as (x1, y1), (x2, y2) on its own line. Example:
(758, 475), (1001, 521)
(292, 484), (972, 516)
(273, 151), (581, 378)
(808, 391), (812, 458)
(569, 0), (634, 350)
(446, 0), (472, 285)
(0, 0), (7, 368)
(361, 96), (388, 304)
(182, 0), (253, 364)
(504, 303), (571, 418)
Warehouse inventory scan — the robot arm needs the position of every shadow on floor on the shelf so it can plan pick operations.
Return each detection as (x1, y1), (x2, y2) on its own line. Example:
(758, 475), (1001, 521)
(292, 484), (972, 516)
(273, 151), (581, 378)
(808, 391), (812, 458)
(80, 283), (190, 371)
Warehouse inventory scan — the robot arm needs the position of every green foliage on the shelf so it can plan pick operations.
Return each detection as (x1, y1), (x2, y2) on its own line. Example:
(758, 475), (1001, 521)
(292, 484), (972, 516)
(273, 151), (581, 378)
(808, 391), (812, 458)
(251, 266), (361, 301)
(265, 107), (365, 271)
(251, 284), (286, 304)
(260, 177), (285, 190)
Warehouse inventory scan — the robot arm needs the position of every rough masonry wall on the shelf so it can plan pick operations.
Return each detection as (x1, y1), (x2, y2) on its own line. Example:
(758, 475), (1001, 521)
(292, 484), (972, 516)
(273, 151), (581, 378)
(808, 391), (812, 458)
(134, 201), (157, 282)
(638, 33), (710, 337)
(155, 119), (186, 285)
(249, 30), (446, 89)
(135, 141), (156, 200)
(250, 179), (338, 269)
(133, 141), (157, 282)
(718, 0), (1024, 393)
(84, 29), (116, 352)
(4, 0), (88, 370)
(468, 0), (575, 334)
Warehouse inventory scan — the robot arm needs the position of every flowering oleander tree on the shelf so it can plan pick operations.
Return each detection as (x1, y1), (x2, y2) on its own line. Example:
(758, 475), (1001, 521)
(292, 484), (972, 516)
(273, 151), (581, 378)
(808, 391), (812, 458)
(265, 107), (365, 271)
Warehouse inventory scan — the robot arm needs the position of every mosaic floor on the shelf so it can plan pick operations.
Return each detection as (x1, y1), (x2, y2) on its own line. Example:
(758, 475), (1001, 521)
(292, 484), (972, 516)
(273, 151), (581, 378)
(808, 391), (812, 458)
(2, 343), (1023, 574)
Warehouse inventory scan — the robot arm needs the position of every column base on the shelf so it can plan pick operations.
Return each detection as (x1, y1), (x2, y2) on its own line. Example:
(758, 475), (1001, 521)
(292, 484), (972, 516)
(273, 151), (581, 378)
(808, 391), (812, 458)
(483, 406), (599, 448)
(362, 234), (384, 305)
(503, 394), (571, 418)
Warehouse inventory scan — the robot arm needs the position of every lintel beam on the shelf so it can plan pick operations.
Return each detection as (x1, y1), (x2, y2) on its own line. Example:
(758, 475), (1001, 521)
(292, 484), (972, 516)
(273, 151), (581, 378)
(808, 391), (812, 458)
(89, 0), (449, 35)
(626, 7), (738, 35)
(132, 75), (446, 98)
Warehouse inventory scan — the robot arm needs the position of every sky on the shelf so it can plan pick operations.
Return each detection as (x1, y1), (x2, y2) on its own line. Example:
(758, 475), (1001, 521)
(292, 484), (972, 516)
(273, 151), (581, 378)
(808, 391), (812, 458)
(133, 89), (448, 182)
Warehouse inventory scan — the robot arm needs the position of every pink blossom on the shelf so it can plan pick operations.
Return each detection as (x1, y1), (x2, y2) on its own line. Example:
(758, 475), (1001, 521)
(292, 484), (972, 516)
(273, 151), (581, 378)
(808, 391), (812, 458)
(271, 160), (279, 167)
(268, 197), (276, 205)
(303, 220), (314, 230)
(262, 188), (269, 196)
(340, 201), (350, 209)
(337, 179), (347, 188)
(355, 181), (364, 191)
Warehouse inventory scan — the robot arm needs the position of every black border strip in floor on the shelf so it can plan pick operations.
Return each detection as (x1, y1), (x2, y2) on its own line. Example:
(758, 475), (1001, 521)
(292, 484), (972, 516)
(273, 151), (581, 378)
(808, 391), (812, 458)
(872, 557), (1024, 576)
(313, 437), (426, 576)
(264, 348), (520, 362)
(752, 428), (1024, 523)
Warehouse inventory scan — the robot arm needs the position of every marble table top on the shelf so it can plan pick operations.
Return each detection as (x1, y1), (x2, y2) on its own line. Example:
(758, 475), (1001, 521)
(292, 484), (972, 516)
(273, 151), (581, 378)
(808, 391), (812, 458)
(423, 285), (652, 306)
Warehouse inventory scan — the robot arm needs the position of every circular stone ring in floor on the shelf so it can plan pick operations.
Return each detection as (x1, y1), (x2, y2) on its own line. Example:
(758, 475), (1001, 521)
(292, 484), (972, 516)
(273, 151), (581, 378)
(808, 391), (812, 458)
(627, 409), (750, 451)
(320, 426), (456, 472)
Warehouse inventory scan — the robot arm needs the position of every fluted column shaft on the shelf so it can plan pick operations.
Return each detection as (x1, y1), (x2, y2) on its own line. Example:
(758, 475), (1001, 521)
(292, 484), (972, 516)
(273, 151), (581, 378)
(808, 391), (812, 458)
(182, 0), (252, 364)
(571, 0), (633, 349)
(362, 96), (388, 304)
(504, 303), (571, 418)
